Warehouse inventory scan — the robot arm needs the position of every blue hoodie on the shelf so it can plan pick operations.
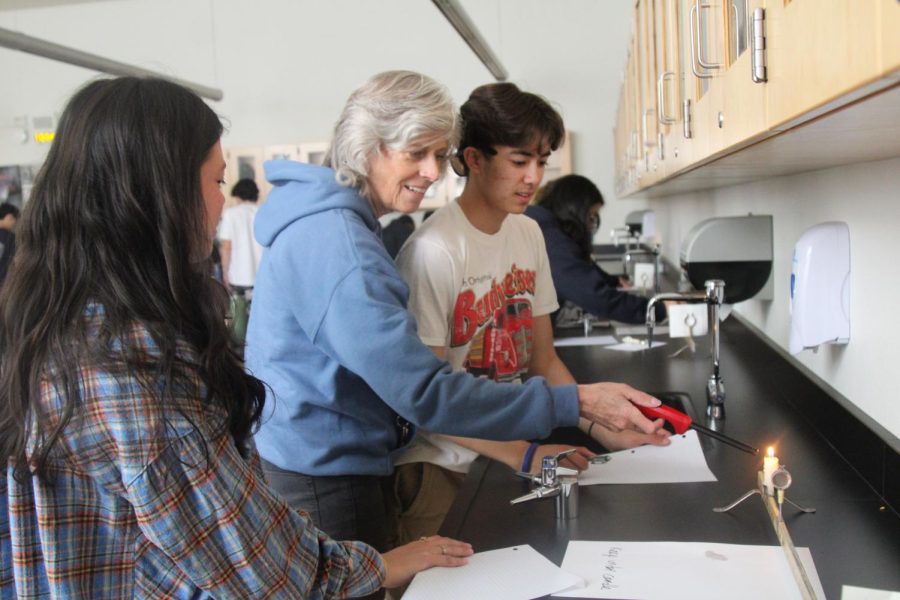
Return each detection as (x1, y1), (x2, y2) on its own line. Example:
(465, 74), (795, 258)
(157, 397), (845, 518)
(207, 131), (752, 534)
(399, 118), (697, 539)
(246, 161), (579, 477)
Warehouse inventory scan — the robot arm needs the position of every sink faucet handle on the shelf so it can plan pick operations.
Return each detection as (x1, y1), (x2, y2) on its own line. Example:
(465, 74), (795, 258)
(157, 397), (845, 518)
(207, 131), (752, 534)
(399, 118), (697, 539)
(540, 455), (562, 487)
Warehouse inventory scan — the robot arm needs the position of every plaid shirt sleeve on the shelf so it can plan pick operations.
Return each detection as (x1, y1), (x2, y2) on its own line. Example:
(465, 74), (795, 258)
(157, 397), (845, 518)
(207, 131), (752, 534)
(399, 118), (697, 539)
(2, 315), (386, 599)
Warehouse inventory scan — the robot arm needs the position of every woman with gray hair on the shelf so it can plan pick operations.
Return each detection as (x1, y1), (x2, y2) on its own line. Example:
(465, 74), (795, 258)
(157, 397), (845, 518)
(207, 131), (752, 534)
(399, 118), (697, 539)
(245, 71), (664, 591)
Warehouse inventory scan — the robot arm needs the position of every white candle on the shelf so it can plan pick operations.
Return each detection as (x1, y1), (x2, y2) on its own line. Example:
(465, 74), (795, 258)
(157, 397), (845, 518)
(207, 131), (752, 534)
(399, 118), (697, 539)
(763, 446), (779, 496)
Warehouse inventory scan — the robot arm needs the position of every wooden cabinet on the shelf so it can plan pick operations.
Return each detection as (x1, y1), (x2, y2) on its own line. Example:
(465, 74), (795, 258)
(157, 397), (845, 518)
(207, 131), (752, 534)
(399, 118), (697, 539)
(765, 0), (881, 130)
(637, 0), (663, 183)
(881, 0), (900, 77)
(716, 0), (767, 153)
(615, 0), (900, 197)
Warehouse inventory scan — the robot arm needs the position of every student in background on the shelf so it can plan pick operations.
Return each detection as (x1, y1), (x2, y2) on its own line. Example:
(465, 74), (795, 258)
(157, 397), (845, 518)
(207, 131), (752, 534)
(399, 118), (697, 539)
(218, 178), (263, 344)
(0, 76), (470, 600)
(526, 174), (667, 325)
(219, 178), (263, 291)
(391, 84), (671, 545)
(244, 71), (666, 598)
(0, 203), (19, 287)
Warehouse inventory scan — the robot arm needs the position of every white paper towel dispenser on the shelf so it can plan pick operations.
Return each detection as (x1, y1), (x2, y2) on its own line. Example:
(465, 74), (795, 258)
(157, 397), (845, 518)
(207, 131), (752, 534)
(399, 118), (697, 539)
(625, 209), (655, 238)
(680, 215), (773, 303)
(789, 222), (850, 354)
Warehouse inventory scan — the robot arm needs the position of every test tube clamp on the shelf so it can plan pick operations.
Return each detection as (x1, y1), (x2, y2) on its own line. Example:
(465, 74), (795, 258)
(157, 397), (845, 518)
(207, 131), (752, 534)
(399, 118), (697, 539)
(713, 468), (818, 599)
(510, 449), (579, 520)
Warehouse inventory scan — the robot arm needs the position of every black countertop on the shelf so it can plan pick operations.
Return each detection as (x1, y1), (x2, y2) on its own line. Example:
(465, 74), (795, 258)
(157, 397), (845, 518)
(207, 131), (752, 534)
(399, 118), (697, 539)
(439, 317), (900, 598)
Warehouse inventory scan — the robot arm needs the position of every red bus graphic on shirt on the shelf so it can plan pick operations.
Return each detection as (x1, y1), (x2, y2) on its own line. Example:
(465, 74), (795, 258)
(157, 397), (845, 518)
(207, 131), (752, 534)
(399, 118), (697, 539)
(450, 264), (536, 382)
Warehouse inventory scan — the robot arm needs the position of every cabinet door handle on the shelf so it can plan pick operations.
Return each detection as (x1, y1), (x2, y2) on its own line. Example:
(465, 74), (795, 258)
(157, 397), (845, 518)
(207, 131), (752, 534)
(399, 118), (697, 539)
(696, 0), (722, 70)
(689, 3), (714, 79)
(657, 71), (677, 124)
(683, 99), (692, 139)
(730, 2), (740, 59)
(642, 108), (656, 148)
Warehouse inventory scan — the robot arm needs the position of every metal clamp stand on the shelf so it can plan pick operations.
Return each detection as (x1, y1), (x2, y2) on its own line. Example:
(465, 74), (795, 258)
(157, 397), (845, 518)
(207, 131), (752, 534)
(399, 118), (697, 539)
(510, 449), (579, 520)
(646, 279), (727, 419)
(713, 468), (818, 599)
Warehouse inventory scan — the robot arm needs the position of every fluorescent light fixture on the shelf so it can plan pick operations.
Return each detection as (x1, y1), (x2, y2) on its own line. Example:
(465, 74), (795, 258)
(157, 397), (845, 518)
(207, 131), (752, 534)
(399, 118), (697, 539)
(431, 0), (508, 81)
(0, 26), (223, 101)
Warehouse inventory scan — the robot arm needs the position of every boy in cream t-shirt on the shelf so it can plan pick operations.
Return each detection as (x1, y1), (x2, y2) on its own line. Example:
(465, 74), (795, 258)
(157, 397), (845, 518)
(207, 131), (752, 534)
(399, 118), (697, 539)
(392, 83), (670, 545)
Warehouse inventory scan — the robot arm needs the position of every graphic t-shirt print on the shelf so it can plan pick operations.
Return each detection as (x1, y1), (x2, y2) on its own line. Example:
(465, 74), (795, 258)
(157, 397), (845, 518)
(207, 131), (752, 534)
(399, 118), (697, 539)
(451, 263), (536, 382)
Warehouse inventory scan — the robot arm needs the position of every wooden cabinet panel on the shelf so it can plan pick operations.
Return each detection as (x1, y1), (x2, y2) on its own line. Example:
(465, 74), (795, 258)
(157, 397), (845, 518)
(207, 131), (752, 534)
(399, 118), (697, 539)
(615, 0), (899, 197)
(637, 0), (663, 184)
(765, 0), (881, 130)
(881, 0), (900, 76)
(662, 0), (700, 176)
(716, 0), (767, 154)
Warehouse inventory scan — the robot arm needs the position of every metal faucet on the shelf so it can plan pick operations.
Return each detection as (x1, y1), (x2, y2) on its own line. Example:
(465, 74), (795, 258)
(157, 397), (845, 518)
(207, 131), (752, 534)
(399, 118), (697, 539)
(646, 279), (727, 419)
(510, 449), (579, 520)
(622, 244), (662, 292)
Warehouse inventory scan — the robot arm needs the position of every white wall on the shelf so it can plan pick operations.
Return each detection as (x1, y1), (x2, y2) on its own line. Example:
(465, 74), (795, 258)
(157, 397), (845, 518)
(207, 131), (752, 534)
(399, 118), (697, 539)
(650, 157), (900, 439)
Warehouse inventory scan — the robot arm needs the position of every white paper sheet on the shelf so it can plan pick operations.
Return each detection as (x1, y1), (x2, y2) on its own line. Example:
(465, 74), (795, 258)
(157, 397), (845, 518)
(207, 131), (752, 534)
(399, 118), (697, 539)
(554, 541), (823, 600)
(842, 586), (900, 600)
(604, 340), (666, 352)
(579, 430), (717, 485)
(554, 335), (618, 347)
(403, 545), (583, 600)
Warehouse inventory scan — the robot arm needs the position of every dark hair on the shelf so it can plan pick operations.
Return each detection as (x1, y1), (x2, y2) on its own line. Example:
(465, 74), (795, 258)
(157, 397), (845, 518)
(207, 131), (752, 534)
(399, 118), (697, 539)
(456, 82), (564, 176)
(230, 178), (259, 202)
(0, 77), (265, 481)
(0, 203), (20, 220)
(536, 174), (604, 260)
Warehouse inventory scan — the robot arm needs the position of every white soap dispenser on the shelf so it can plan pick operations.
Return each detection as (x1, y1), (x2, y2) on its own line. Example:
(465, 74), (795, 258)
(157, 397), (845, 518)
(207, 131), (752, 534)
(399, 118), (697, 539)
(789, 222), (850, 354)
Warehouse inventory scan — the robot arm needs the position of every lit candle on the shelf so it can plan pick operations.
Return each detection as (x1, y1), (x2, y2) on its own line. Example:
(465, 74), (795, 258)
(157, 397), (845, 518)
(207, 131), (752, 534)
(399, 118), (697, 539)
(762, 446), (779, 496)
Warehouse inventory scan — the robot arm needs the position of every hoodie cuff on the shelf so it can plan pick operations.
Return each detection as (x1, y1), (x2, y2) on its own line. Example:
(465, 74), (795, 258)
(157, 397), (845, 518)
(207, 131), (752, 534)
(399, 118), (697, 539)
(549, 384), (580, 427)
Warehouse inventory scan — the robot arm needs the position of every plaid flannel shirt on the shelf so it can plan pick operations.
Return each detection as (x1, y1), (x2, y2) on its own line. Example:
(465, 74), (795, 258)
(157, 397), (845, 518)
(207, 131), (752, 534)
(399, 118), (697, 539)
(1, 309), (384, 599)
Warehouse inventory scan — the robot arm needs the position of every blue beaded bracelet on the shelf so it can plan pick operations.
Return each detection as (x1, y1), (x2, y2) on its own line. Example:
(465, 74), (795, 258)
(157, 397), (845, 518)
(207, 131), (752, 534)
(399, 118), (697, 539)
(521, 442), (540, 473)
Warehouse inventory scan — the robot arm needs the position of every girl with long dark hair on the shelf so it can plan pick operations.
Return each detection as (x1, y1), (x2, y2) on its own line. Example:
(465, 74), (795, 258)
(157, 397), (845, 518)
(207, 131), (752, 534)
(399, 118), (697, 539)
(0, 76), (469, 599)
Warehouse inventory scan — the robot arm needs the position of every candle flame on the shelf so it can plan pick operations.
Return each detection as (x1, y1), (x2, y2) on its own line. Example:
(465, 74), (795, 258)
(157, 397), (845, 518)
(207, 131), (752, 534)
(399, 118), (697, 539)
(767, 446), (775, 457)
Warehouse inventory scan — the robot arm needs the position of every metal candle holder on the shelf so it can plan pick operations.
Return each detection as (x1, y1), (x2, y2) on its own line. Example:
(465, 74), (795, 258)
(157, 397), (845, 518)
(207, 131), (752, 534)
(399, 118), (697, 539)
(714, 467), (818, 599)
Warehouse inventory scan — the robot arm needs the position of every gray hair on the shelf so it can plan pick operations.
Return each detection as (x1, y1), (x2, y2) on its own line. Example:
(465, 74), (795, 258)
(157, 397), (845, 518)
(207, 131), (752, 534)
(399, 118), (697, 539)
(324, 70), (459, 200)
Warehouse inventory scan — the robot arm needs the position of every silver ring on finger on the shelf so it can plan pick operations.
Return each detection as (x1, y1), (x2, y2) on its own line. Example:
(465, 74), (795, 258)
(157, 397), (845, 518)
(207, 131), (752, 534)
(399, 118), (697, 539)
(441, 545), (446, 555)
